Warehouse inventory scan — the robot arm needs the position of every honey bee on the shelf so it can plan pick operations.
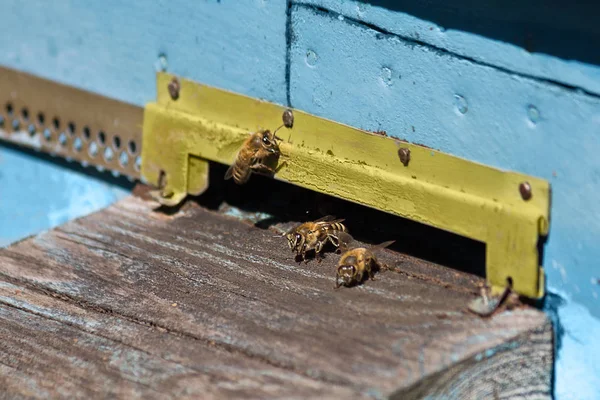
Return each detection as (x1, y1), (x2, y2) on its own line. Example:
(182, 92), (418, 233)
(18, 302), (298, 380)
(335, 240), (395, 288)
(225, 129), (282, 185)
(285, 216), (351, 261)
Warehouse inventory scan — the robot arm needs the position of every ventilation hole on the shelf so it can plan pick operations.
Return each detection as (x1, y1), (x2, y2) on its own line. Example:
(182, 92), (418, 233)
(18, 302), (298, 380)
(58, 132), (68, 146)
(21, 108), (29, 121)
(119, 151), (129, 167)
(98, 131), (106, 145)
(103, 146), (114, 162)
(128, 140), (137, 154)
(37, 112), (45, 125)
(5, 103), (13, 116)
(0, 115), (4, 127)
(43, 128), (52, 141)
(113, 135), (121, 149)
(73, 137), (82, 152)
(88, 141), (98, 157)
(52, 117), (60, 130)
(28, 124), (36, 136)
(12, 119), (20, 130)
(134, 155), (142, 171)
(83, 126), (91, 140)
(68, 122), (76, 135)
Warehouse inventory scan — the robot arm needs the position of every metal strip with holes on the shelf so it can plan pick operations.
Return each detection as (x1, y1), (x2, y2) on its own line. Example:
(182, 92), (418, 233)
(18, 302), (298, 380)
(0, 66), (143, 179)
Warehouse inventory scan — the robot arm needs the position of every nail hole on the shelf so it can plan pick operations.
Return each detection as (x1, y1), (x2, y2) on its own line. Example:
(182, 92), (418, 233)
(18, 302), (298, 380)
(68, 122), (76, 135)
(98, 131), (106, 145)
(113, 135), (121, 149)
(128, 140), (137, 154)
(12, 119), (20, 130)
(134, 155), (142, 171)
(0, 115), (4, 126)
(28, 124), (36, 136)
(83, 126), (91, 140)
(43, 128), (52, 141)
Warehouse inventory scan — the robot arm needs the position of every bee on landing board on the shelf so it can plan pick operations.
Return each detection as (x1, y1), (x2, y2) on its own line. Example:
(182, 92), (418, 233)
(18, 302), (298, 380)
(285, 216), (352, 262)
(335, 240), (395, 288)
(225, 129), (282, 185)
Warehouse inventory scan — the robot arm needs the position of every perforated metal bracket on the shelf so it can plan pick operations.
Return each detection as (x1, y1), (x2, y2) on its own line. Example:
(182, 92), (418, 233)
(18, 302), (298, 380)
(0, 66), (143, 179)
(141, 72), (550, 299)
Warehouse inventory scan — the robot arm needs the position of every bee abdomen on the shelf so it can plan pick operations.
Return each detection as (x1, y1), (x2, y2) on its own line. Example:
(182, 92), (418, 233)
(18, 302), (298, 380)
(232, 164), (251, 184)
(329, 223), (347, 233)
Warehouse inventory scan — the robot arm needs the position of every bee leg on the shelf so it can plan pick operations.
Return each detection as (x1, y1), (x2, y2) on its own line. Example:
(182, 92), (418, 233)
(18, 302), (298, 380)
(274, 160), (288, 173)
(303, 252), (310, 264)
(250, 163), (276, 174)
(334, 276), (342, 289)
(315, 241), (325, 260)
(367, 263), (376, 281)
(326, 235), (336, 246)
(327, 235), (340, 252)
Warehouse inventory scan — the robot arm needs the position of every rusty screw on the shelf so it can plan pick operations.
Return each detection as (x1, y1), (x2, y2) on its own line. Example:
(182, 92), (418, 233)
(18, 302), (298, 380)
(398, 148), (411, 166)
(282, 109), (294, 128)
(519, 182), (532, 201)
(168, 78), (180, 100)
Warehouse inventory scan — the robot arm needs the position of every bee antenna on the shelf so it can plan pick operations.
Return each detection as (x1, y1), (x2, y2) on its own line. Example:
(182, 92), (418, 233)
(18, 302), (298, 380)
(272, 123), (285, 137)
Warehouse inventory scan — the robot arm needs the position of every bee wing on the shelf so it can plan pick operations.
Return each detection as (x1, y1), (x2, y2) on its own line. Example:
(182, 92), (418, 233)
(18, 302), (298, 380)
(284, 223), (302, 235)
(336, 232), (354, 252)
(313, 215), (337, 223)
(369, 240), (396, 252)
(224, 164), (235, 180)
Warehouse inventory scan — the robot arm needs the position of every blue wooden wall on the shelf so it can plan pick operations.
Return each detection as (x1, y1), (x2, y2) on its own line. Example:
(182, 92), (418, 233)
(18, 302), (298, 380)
(1, 1), (599, 398)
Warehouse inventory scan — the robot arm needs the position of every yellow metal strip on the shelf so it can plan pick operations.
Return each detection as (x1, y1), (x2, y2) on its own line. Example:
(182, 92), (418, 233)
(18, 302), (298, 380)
(142, 73), (550, 299)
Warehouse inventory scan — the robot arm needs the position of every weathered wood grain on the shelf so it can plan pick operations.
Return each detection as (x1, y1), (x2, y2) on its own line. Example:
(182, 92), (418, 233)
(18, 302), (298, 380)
(0, 196), (553, 399)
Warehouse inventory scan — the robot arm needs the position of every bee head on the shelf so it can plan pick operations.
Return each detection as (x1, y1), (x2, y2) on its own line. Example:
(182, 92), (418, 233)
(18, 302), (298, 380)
(260, 130), (280, 153)
(286, 232), (303, 251)
(336, 264), (358, 286)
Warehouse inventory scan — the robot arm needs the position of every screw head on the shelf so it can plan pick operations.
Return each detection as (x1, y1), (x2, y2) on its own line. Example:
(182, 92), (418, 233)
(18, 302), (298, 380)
(519, 182), (532, 200)
(168, 78), (180, 100)
(398, 148), (411, 166)
(282, 109), (294, 128)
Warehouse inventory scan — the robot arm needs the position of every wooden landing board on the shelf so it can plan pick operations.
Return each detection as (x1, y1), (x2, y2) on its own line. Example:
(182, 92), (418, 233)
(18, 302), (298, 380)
(0, 196), (553, 399)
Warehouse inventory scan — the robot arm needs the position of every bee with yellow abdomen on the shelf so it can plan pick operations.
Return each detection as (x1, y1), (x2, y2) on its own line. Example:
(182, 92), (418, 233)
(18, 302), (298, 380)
(286, 216), (351, 261)
(335, 240), (395, 288)
(225, 129), (282, 185)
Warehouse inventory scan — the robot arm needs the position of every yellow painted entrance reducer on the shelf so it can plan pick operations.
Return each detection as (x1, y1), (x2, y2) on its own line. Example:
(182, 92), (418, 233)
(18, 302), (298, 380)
(142, 73), (550, 299)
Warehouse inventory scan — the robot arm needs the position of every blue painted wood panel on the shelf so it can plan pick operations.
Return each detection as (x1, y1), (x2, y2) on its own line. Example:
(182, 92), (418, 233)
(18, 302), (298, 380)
(0, 144), (129, 247)
(289, 4), (600, 318)
(0, 0), (288, 107)
(300, 0), (600, 96)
